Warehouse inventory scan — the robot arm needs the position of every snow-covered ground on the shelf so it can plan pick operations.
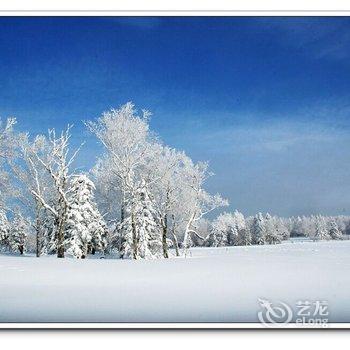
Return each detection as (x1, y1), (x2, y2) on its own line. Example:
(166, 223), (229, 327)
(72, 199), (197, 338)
(0, 240), (349, 323)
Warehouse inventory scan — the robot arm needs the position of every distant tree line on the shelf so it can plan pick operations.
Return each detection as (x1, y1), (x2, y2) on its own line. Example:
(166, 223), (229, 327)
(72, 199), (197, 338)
(200, 211), (347, 248)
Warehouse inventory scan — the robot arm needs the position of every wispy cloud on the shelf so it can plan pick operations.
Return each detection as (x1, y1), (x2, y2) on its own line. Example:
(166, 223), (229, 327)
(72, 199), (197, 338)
(173, 97), (350, 155)
(256, 17), (350, 62)
(179, 99), (350, 217)
(198, 120), (340, 154)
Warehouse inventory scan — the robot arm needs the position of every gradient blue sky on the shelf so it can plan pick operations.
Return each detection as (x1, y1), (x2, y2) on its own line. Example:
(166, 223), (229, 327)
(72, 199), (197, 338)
(1, 16), (350, 217)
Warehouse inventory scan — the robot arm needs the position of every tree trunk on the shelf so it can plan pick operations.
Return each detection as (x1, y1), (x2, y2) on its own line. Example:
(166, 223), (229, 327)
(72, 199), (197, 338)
(183, 213), (196, 257)
(121, 203), (125, 222)
(56, 198), (69, 258)
(35, 204), (41, 257)
(19, 245), (24, 255)
(171, 232), (180, 257)
(171, 215), (180, 257)
(118, 200), (126, 255)
(36, 226), (40, 257)
(162, 214), (169, 258)
(56, 216), (65, 258)
(131, 212), (138, 259)
(57, 242), (65, 258)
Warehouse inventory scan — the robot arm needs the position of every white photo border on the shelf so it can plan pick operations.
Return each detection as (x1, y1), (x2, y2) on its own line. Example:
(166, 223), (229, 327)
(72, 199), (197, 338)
(0, 8), (349, 329)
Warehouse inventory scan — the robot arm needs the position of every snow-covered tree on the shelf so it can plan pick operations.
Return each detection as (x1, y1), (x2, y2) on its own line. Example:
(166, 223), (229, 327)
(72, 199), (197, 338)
(30, 126), (82, 258)
(86, 103), (152, 219)
(9, 215), (28, 255)
(275, 217), (290, 241)
(9, 134), (54, 257)
(328, 220), (342, 240)
(87, 103), (227, 258)
(237, 227), (251, 246)
(146, 145), (188, 258)
(211, 214), (230, 247)
(0, 118), (22, 213)
(86, 103), (157, 256)
(181, 159), (228, 255)
(264, 213), (282, 244)
(211, 212), (237, 247)
(40, 212), (56, 255)
(314, 215), (330, 241)
(0, 209), (10, 250)
(231, 210), (249, 245)
(65, 175), (107, 259)
(120, 181), (162, 259)
(251, 212), (265, 245)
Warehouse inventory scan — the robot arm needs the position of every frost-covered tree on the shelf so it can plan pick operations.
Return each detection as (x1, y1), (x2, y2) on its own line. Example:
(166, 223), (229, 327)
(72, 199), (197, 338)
(231, 210), (249, 246)
(146, 145), (188, 258)
(0, 118), (21, 212)
(314, 215), (330, 241)
(40, 212), (56, 254)
(237, 227), (251, 246)
(30, 126), (82, 258)
(181, 159), (228, 255)
(86, 103), (152, 220)
(9, 134), (54, 257)
(293, 215), (317, 238)
(264, 213), (282, 244)
(208, 211), (249, 247)
(86, 103), (156, 255)
(251, 212), (265, 245)
(211, 213), (233, 247)
(65, 175), (107, 259)
(275, 217), (290, 241)
(328, 220), (342, 240)
(121, 181), (161, 259)
(9, 215), (28, 255)
(87, 103), (227, 258)
(0, 209), (10, 250)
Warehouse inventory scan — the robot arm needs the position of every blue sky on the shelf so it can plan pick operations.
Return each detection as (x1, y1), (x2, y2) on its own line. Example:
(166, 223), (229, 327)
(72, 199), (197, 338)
(1, 16), (350, 216)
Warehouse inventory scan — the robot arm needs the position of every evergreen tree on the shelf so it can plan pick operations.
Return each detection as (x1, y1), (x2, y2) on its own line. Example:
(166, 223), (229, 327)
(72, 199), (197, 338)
(65, 175), (107, 258)
(121, 181), (162, 259)
(9, 215), (28, 255)
(252, 212), (265, 245)
(329, 220), (342, 240)
(276, 217), (290, 240)
(232, 210), (251, 246)
(0, 209), (10, 250)
(211, 213), (233, 247)
(237, 227), (252, 246)
(265, 213), (282, 244)
(314, 215), (330, 240)
(204, 231), (217, 247)
(41, 210), (57, 255)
